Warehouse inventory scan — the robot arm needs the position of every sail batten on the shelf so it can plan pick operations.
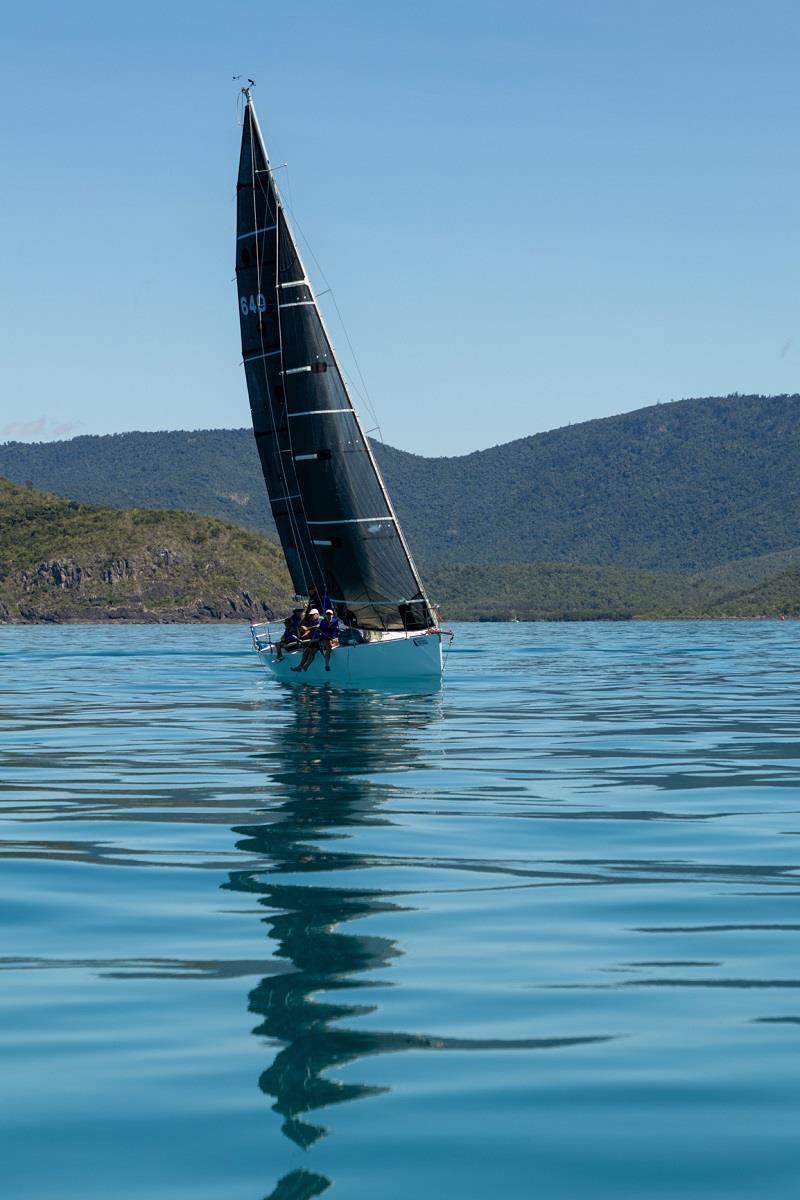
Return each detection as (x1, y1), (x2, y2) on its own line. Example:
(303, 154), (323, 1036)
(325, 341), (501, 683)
(236, 95), (433, 631)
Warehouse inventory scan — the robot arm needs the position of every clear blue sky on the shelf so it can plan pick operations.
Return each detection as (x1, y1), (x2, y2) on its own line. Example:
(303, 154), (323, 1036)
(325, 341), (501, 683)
(2, 1), (799, 456)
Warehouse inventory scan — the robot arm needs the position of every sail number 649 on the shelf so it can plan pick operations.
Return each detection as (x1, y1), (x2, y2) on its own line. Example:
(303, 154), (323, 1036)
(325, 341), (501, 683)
(240, 294), (267, 315)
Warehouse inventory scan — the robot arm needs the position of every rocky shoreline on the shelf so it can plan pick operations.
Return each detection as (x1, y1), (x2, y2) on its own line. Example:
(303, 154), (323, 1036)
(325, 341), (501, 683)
(0, 481), (293, 625)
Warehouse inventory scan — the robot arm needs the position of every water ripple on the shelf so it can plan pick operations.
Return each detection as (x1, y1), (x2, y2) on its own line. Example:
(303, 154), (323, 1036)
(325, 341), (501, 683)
(3, 621), (800, 1199)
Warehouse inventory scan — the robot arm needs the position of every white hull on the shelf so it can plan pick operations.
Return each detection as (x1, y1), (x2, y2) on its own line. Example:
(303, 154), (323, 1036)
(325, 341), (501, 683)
(253, 629), (443, 688)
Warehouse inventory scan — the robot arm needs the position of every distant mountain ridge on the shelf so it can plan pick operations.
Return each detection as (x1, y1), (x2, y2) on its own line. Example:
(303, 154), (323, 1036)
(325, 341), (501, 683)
(2, 394), (799, 572)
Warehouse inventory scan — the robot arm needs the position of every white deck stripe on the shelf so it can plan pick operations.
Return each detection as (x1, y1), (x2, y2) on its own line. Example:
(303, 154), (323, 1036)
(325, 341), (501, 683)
(237, 225), (276, 239)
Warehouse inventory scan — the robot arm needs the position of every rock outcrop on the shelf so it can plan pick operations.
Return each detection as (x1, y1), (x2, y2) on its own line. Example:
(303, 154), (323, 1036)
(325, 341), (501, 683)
(0, 480), (294, 624)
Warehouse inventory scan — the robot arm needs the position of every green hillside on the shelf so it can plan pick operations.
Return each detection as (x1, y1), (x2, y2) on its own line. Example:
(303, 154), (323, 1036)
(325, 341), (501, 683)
(426, 562), (712, 621)
(705, 566), (800, 618)
(427, 558), (800, 622)
(2, 394), (800, 572)
(0, 429), (270, 534)
(379, 393), (800, 571)
(694, 546), (800, 592)
(0, 480), (292, 624)
(1, 478), (797, 624)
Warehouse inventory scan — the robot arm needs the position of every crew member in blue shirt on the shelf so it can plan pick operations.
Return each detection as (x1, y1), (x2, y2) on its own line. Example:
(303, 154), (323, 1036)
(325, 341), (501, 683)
(275, 607), (304, 661)
(317, 607), (342, 671)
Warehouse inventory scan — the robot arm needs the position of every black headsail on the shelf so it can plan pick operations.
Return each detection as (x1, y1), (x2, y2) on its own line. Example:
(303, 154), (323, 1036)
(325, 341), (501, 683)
(235, 91), (434, 633)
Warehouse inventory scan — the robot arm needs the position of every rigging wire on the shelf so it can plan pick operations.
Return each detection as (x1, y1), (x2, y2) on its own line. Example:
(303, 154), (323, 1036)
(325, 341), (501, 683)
(279, 177), (385, 443)
(270, 162), (396, 626)
(240, 101), (433, 631)
(275, 176), (435, 628)
(278, 230), (409, 630)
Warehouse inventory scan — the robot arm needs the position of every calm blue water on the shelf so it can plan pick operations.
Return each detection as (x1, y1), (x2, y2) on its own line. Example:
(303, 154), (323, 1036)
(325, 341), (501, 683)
(2, 621), (800, 1199)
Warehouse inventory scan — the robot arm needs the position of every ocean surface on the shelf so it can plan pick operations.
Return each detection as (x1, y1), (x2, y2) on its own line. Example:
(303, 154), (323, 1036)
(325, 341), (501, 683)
(2, 621), (800, 1199)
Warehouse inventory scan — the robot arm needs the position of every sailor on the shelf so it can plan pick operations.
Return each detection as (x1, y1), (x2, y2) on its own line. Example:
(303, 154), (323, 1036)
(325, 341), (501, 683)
(274, 608), (303, 661)
(317, 607), (343, 672)
(291, 608), (321, 672)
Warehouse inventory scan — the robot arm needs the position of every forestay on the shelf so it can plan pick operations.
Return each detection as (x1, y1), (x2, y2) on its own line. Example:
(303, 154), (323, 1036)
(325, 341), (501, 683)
(236, 92), (434, 632)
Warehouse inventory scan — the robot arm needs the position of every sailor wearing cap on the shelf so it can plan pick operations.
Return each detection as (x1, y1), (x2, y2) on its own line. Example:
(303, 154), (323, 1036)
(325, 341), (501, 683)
(291, 608), (322, 672)
(317, 607), (343, 672)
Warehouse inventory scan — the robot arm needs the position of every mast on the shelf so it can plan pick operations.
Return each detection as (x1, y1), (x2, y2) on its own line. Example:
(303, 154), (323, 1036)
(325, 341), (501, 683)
(236, 91), (435, 631)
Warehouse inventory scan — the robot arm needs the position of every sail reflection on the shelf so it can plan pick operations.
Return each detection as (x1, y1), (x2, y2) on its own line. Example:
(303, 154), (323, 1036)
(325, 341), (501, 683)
(262, 1167), (331, 1200)
(228, 685), (611, 1197)
(225, 686), (437, 1153)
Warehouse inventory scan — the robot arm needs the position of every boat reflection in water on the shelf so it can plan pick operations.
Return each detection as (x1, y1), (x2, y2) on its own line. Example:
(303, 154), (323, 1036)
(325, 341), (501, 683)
(227, 685), (605, 1200)
(224, 684), (437, 1197)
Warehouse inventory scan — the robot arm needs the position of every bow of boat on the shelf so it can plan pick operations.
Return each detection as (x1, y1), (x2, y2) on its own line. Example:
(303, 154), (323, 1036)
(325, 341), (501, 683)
(251, 625), (444, 687)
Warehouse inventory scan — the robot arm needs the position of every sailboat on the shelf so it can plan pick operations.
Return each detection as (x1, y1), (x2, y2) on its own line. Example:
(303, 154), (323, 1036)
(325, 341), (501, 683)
(236, 88), (445, 684)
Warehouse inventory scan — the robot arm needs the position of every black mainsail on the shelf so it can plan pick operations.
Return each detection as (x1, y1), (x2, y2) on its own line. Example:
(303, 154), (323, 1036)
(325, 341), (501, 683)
(236, 92), (433, 633)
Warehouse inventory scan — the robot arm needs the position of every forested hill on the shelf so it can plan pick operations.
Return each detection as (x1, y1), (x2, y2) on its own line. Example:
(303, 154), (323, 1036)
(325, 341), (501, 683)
(3, 479), (797, 624)
(380, 393), (800, 571)
(2, 394), (799, 572)
(0, 480), (292, 623)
